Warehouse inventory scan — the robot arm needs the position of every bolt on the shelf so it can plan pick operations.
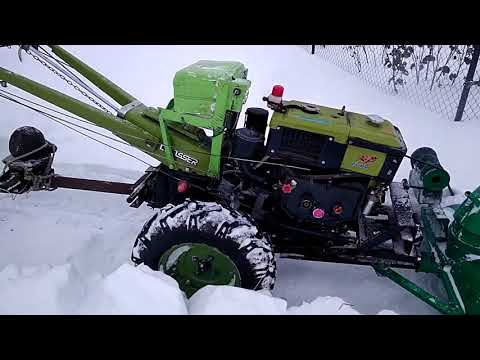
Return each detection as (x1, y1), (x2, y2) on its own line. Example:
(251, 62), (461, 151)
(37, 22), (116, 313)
(302, 200), (311, 208)
(328, 137), (333, 141)
(321, 160), (326, 165)
(270, 149), (275, 153)
(233, 88), (241, 95)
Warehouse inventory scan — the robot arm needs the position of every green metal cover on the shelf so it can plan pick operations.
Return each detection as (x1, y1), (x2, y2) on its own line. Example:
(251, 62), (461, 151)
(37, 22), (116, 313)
(168, 60), (251, 177)
(448, 188), (480, 256)
(173, 60), (248, 118)
(347, 111), (403, 149)
(447, 186), (480, 314)
(269, 102), (404, 149)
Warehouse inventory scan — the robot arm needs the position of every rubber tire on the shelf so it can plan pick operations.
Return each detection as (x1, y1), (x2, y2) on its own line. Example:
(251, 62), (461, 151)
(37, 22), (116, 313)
(131, 200), (276, 291)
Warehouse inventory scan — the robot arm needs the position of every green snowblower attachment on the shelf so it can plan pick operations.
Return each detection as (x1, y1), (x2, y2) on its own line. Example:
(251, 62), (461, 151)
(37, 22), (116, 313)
(446, 186), (480, 314)
(372, 146), (480, 315)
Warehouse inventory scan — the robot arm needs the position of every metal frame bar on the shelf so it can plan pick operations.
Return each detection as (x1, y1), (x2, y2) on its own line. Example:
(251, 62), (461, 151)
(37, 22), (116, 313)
(29, 47), (121, 113)
(48, 45), (137, 106)
(157, 113), (176, 169)
(51, 175), (135, 194)
(454, 45), (480, 122)
(372, 265), (464, 315)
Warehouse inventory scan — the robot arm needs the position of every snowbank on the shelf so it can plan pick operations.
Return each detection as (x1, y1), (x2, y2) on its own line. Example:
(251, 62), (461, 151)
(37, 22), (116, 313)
(377, 310), (398, 315)
(76, 264), (188, 315)
(0, 263), (189, 315)
(189, 286), (288, 315)
(287, 297), (360, 315)
(188, 285), (366, 315)
(0, 264), (70, 314)
(0, 261), (399, 315)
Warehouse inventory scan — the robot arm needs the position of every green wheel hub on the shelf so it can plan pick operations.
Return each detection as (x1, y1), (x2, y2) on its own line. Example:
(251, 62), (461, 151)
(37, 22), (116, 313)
(158, 243), (242, 298)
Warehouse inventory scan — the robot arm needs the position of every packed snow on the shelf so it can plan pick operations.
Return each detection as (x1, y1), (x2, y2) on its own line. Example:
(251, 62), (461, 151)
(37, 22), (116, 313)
(1, 45), (478, 315)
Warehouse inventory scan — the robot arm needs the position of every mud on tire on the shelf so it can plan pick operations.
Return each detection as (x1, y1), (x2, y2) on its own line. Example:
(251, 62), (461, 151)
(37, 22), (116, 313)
(131, 199), (276, 291)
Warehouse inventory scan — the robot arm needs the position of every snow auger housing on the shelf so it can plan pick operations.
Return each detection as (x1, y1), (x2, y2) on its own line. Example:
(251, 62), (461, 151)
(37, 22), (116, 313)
(2, 45), (479, 315)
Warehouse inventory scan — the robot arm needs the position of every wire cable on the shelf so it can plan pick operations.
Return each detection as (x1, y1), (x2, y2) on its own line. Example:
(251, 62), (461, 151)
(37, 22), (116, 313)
(0, 92), (155, 168)
(0, 88), (97, 126)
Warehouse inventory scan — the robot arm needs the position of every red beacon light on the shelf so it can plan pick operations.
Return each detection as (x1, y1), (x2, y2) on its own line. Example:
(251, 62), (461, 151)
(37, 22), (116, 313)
(272, 85), (284, 97)
(268, 84), (284, 104)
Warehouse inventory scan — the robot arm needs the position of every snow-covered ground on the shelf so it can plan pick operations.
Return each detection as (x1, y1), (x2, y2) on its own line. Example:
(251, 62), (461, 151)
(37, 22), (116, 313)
(1, 45), (478, 315)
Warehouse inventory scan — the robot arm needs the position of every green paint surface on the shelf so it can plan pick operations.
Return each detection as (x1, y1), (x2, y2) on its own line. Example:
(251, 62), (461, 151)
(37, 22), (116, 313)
(348, 111), (403, 149)
(173, 60), (249, 122)
(447, 186), (480, 314)
(269, 101), (405, 150)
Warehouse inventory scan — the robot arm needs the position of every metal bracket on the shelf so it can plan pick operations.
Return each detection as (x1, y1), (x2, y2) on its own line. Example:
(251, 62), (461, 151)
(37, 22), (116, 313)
(157, 113), (176, 170)
(117, 100), (143, 119)
(126, 170), (156, 207)
(373, 264), (465, 315)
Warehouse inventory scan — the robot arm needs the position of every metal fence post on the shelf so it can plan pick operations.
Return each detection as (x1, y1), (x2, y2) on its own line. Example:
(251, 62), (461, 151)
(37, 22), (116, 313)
(454, 45), (480, 121)
(311, 45), (316, 55)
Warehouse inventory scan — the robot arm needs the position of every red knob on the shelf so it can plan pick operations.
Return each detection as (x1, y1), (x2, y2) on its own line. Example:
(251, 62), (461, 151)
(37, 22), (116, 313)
(312, 208), (325, 219)
(333, 205), (343, 215)
(281, 183), (293, 194)
(177, 180), (189, 193)
(272, 85), (284, 97)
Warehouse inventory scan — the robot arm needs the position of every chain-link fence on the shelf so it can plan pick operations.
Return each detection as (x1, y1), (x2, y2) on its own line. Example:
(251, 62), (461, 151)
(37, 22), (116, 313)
(304, 45), (480, 122)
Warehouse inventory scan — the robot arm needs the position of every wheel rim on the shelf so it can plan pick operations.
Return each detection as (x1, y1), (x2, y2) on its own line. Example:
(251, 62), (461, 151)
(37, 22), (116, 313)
(158, 243), (242, 298)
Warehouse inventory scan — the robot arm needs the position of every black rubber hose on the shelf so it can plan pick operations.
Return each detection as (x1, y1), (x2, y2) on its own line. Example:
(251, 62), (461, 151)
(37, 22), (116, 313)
(239, 161), (267, 185)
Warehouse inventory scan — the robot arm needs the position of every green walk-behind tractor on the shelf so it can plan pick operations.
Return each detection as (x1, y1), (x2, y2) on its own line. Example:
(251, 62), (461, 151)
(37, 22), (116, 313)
(1, 45), (479, 314)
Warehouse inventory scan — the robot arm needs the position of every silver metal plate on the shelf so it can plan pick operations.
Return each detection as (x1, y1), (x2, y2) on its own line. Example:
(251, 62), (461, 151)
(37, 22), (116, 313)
(117, 100), (143, 119)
